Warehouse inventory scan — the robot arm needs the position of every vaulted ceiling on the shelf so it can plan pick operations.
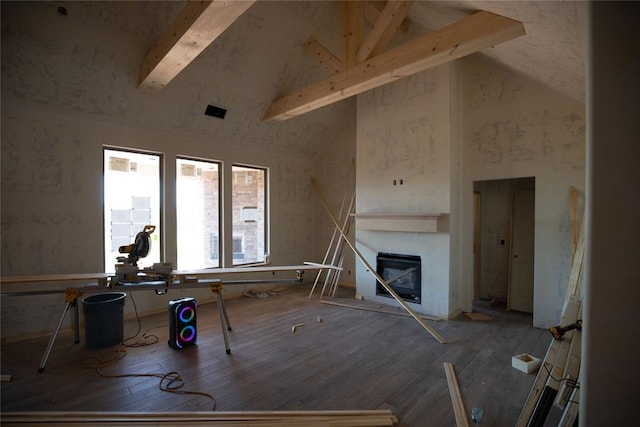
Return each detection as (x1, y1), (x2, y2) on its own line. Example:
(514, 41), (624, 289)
(1, 1), (586, 158)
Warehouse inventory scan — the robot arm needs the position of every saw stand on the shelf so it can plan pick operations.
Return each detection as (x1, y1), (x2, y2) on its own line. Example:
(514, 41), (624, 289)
(38, 279), (232, 373)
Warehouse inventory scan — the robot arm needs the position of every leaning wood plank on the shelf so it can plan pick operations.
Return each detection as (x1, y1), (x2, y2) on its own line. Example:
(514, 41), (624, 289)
(569, 187), (580, 257)
(320, 300), (442, 322)
(546, 301), (582, 393)
(542, 328), (583, 427)
(444, 363), (470, 427)
(138, 0), (255, 90)
(312, 178), (446, 344)
(515, 296), (581, 427)
(558, 373), (581, 427)
(310, 159), (355, 298)
(563, 218), (585, 306)
(263, 10), (525, 121)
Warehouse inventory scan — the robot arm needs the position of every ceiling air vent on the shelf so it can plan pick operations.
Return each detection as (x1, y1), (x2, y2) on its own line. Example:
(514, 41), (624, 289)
(204, 104), (227, 119)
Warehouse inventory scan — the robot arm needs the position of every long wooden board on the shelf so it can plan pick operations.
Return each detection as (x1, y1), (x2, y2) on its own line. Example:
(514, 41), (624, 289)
(515, 296), (581, 427)
(0, 263), (340, 285)
(0, 410), (398, 426)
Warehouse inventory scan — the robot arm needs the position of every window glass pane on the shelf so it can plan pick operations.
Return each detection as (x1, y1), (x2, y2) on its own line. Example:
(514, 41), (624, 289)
(232, 165), (267, 265)
(104, 149), (161, 273)
(176, 158), (220, 269)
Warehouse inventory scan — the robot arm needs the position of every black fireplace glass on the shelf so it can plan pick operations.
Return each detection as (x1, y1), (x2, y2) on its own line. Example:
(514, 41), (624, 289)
(376, 252), (421, 303)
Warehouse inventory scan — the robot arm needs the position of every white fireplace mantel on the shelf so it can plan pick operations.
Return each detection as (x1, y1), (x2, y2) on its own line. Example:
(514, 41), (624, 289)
(352, 212), (449, 233)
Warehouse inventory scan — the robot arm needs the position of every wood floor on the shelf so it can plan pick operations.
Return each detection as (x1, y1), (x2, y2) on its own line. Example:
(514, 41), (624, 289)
(0, 284), (549, 426)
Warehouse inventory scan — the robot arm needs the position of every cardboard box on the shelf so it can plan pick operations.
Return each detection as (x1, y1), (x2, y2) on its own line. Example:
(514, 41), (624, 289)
(512, 353), (541, 374)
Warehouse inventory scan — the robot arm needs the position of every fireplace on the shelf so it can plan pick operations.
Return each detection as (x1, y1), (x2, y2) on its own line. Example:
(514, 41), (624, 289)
(376, 253), (421, 303)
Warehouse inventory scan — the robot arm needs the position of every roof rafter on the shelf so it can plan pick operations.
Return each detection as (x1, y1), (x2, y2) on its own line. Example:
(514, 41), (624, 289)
(263, 10), (526, 122)
(138, 0), (255, 90)
(357, 0), (414, 62)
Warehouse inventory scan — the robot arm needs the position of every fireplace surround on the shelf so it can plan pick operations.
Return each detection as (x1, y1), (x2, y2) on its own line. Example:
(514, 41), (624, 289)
(376, 252), (422, 303)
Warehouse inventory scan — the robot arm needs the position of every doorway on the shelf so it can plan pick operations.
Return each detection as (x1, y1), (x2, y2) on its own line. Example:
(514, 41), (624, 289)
(473, 177), (535, 313)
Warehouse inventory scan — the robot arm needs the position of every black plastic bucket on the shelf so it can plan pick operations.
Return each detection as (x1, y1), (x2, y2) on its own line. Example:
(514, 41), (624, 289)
(81, 292), (126, 349)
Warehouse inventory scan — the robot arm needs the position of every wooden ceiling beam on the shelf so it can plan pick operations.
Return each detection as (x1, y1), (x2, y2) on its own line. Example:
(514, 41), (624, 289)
(304, 36), (344, 74)
(263, 10), (525, 122)
(365, 1), (409, 38)
(138, 0), (255, 90)
(357, 1), (414, 62)
(340, 1), (365, 68)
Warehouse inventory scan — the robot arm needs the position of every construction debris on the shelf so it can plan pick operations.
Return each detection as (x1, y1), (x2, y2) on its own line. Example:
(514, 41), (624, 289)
(463, 312), (492, 321)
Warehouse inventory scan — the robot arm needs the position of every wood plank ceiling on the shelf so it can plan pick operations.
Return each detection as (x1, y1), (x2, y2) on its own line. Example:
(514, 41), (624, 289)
(139, 1), (525, 121)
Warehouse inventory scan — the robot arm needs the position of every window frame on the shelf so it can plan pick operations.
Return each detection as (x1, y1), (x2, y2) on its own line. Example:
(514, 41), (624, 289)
(175, 156), (223, 270)
(102, 146), (164, 273)
(231, 163), (269, 266)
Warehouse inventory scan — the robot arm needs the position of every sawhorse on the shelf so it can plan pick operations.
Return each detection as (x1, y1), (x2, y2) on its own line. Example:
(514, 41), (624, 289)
(38, 280), (232, 372)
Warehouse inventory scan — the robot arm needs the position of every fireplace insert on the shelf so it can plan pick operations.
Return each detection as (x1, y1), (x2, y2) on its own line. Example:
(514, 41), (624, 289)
(376, 252), (421, 303)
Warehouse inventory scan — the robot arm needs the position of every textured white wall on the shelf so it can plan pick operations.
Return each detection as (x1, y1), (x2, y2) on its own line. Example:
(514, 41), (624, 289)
(0, 2), (342, 341)
(356, 65), (452, 318)
(459, 54), (585, 328)
(354, 53), (585, 324)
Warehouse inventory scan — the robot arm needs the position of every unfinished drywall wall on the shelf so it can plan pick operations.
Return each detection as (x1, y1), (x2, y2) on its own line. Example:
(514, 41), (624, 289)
(458, 54), (585, 328)
(311, 117), (357, 290)
(0, 106), (321, 341)
(353, 53), (584, 324)
(0, 2), (352, 341)
(355, 64), (452, 318)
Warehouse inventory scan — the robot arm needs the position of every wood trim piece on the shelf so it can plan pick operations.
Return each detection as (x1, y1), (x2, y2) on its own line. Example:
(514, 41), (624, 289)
(357, 0), (414, 62)
(444, 362), (470, 427)
(352, 213), (449, 233)
(138, 0), (255, 90)
(304, 36), (344, 74)
(263, 10), (525, 122)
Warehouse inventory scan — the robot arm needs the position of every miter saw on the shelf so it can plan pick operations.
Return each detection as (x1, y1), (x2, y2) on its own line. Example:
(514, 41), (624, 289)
(112, 225), (173, 285)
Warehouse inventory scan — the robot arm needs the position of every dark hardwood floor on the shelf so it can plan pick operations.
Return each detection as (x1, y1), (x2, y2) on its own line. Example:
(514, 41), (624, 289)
(0, 284), (549, 426)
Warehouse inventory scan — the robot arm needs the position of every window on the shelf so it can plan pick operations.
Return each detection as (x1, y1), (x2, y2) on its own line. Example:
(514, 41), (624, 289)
(103, 148), (161, 273)
(176, 158), (220, 269)
(232, 165), (267, 265)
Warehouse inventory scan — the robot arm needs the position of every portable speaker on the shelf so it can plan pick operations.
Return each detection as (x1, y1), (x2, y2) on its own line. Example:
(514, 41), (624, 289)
(168, 297), (197, 349)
